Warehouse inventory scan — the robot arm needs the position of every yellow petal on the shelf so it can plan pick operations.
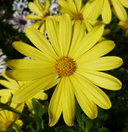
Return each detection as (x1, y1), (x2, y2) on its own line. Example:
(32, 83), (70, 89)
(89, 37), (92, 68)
(6, 59), (54, 70)
(103, 29), (111, 35)
(70, 75), (98, 119)
(118, 19), (128, 30)
(15, 119), (23, 127)
(74, 0), (82, 12)
(48, 79), (63, 126)
(0, 80), (18, 90)
(25, 14), (41, 20)
(111, 0), (127, 21)
(43, 75), (60, 91)
(84, 20), (93, 32)
(12, 74), (56, 103)
(5, 67), (55, 81)
(0, 96), (10, 103)
(0, 89), (14, 96)
(58, 0), (75, 13)
(1, 71), (19, 87)
(59, 14), (72, 56)
(34, 0), (44, 11)
(46, 16), (61, 57)
(28, 2), (42, 16)
(76, 40), (115, 63)
(72, 25), (104, 59)
(63, 77), (75, 126)
(12, 102), (25, 114)
(33, 90), (48, 100)
(0, 115), (5, 122)
(67, 0), (77, 13)
(39, 23), (45, 34)
(78, 56), (123, 71)
(25, 26), (58, 60)
(76, 70), (122, 90)
(83, 0), (103, 21)
(119, 0), (128, 8)
(58, 6), (74, 17)
(26, 99), (33, 110)
(0, 110), (7, 120)
(68, 20), (86, 57)
(44, 0), (50, 9)
(32, 21), (42, 29)
(102, 0), (111, 24)
(74, 73), (111, 109)
(12, 41), (55, 62)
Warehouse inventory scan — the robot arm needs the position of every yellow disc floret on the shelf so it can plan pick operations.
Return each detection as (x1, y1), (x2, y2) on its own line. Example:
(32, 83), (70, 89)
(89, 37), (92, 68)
(74, 13), (83, 20)
(5, 120), (12, 129)
(55, 56), (76, 76)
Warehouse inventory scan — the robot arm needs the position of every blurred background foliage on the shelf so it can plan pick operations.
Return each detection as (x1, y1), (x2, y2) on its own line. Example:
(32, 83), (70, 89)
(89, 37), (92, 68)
(0, 0), (128, 132)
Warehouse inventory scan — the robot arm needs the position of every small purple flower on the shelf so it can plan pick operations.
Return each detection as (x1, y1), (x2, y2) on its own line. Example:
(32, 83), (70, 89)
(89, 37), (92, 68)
(9, 11), (34, 33)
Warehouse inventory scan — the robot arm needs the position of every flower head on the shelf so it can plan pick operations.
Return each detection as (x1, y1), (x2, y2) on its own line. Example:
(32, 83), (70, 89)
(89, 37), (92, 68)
(0, 71), (48, 111)
(25, 0), (50, 33)
(0, 49), (6, 76)
(12, 0), (28, 12)
(85, 0), (128, 24)
(9, 11), (34, 33)
(6, 14), (123, 126)
(118, 19), (128, 37)
(57, 0), (104, 32)
(0, 100), (23, 132)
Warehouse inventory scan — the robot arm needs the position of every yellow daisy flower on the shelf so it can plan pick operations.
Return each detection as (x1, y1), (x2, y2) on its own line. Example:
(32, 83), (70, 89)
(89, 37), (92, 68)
(25, 0), (50, 33)
(6, 14), (123, 126)
(85, 0), (128, 24)
(118, 19), (128, 37)
(58, 0), (103, 32)
(0, 71), (48, 111)
(0, 101), (23, 132)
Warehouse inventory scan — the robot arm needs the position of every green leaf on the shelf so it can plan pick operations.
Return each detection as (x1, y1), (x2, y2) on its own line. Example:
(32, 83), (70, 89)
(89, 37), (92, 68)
(0, 103), (29, 117)
(32, 98), (40, 113)
(84, 118), (95, 132)
(75, 100), (82, 127)
(39, 128), (56, 132)
(93, 127), (110, 132)
(2, 128), (16, 132)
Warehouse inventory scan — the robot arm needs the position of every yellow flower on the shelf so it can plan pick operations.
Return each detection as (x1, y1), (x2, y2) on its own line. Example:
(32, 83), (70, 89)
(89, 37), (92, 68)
(0, 101), (23, 132)
(85, 0), (128, 24)
(118, 19), (128, 37)
(58, 0), (103, 32)
(6, 14), (123, 126)
(25, 0), (50, 33)
(0, 71), (48, 111)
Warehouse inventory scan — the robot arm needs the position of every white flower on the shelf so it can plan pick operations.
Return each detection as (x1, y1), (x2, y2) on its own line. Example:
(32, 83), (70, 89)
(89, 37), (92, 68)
(0, 8), (5, 19)
(51, 0), (58, 3)
(9, 11), (34, 33)
(49, 2), (59, 15)
(39, 0), (44, 5)
(12, 0), (28, 12)
(0, 49), (6, 76)
(23, 56), (33, 59)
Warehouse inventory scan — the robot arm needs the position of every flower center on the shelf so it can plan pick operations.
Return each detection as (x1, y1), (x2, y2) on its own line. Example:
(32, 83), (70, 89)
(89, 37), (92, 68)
(5, 120), (12, 128)
(42, 10), (50, 21)
(55, 56), (76, 76)
(74, 13), (83, 20)
(20, 19), (27, 25)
